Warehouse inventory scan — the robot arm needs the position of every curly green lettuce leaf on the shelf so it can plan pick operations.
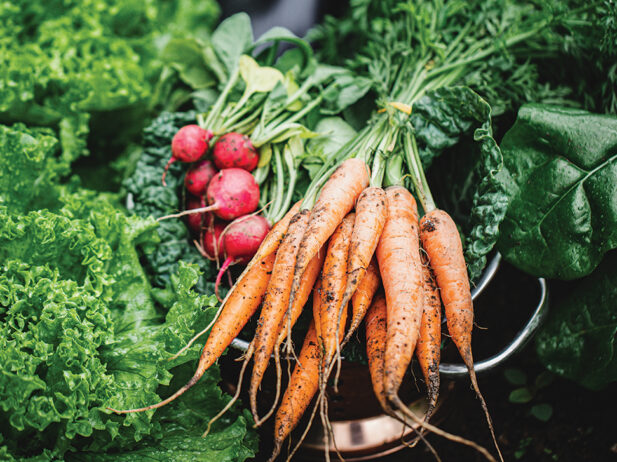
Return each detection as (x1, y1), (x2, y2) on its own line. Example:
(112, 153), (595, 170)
(411, 86), (508, 282)
(0, 195), (239, 459)
(0, 0), (219, 177)
(496, 104), (617, 280)
(0, 124), (64, 214)
(536, 251), (617, 390)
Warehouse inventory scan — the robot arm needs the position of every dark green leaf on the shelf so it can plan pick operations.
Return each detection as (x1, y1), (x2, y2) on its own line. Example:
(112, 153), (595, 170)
(252, 27), (314, 74)
(497, 104), (617, 280)
(508, 388), (533, 403)
(504, 368), (527, 386)
(536, 251), (617, 389)
(534, 371), (554, 389)
(530, 403), (553, 422)
(321, 73), (372, 115)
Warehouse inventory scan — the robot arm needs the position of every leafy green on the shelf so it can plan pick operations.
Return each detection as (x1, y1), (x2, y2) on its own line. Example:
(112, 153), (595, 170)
(0, 124), (64, 214)
(0, 120), (254, 460)
(536, 252), (617, 389)
(0, 0), (219, 187)
(497, 104), (617, 280)
(211, 13), (253, 77)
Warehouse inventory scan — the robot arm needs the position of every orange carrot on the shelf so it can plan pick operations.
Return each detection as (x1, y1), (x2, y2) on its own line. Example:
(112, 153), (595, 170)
(289, 158), (369, 315)
(312, 277), (323, 341)
(277, 247), (326, 347)
(107, 202), (303, 415)
(271, 321), (321, 461)
(344, 258), (380, 344)
(250, 210), (310, 423)
(365, 292), (387, 410)
(338, 187), (386, 321)
(375, 186), (424, 402)
(368, 289), (495, 462)
(318, 213), (355, 369)
(420, 208), (503, 462)
(416, 258), (441, 420)
(271, 303), (349, 462)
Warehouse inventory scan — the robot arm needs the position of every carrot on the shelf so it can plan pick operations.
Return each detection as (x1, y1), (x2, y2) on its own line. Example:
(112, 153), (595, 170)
(332, 186), (386, 377)
(375, 186), (423, 402)
(339, 187), (387, 321)
(250, 209), (310, 424)
(365, 292), (387, 410)
(107, 203), (303, 415)
(419, 208), (503, 462)
(343, 258), (380, 345)
(312, 277), (323, 341)
(365, 292), (495, 462)
(318, 213), (355, 370)
(289, 158), (369, 316)
(270, 321), (321, 462)
(277, 246), (326, 348)
(416, 258), (442, 420)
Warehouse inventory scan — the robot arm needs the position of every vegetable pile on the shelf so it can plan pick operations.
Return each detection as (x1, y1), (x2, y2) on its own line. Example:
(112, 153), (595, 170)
(3, 0), (617, 460)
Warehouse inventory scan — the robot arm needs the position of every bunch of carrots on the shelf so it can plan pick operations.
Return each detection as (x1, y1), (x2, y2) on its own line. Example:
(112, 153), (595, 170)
(109, 125), (503, 461)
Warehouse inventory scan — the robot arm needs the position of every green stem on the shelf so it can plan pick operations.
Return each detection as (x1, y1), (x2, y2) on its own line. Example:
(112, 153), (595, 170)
(403, 130), (435, 212)
(274, 153), (298, 223)
(253, 95), (324, 147)
(203, 67), (240, 129)
(270, 145), (286, 221)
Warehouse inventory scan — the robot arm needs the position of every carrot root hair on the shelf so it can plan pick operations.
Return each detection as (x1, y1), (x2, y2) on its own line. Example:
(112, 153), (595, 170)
(203, 344), (254, 438)
(253, 347), (283, 427)
(388, 394), (497, 462)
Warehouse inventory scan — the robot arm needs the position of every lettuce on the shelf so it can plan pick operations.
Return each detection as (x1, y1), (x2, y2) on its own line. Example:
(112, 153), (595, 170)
(0, 0), (219, 179)
(0, 122), (256, 461)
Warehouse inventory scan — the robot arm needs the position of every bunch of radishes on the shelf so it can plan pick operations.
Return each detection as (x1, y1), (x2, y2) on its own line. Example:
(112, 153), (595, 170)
(164, 124), (270, 299)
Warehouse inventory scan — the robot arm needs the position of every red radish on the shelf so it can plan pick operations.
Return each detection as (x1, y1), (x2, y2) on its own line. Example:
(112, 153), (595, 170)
(157, 169), (260, 223)
(185, 196), (207, 234)
(213, 132), (259, 172)
(214, 215), (270, 300)
(203, 221), (226, 259)
(185, 160), (217, 198)
(163, 125), (213, 186)
(206, 168), (260, 220)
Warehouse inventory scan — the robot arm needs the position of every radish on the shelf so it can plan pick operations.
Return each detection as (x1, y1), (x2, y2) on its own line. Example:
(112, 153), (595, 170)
(162, 125), (213, 186)
(214, 214), (270, 300)
(213, 132), (259, 172)
(203, 221), (226, 260)
(185, 196), (207, 234)
(157, 168), (260, 223)
(206, 168), (260, 220)
(185, 160), (217, 198)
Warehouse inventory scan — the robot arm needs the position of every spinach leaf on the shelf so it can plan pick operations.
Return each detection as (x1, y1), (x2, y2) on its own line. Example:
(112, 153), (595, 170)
(211, 13), (253, 77)
(412, 86), (507, 283)
(536, 251), (617, 390)
(497, 104), (617, 280)
(160, 39), (218, 90)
